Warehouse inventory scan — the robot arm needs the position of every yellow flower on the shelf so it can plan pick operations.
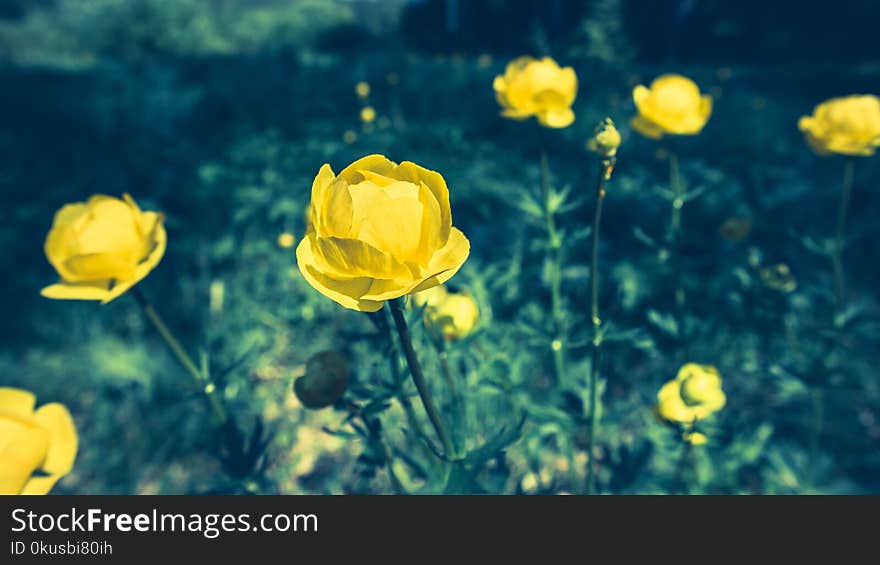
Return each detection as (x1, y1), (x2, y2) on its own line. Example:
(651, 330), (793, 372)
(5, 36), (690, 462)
(411, 284), (448, 310)
(683, 431), (708, 446)
(355, 81), (371, 99)
(41, 194), (166, 303)
(296, 155), (470, 312)
(587, 118), (622, 157)
(414, 285), (479, 340)
(360, 106), (376, 124)
(0, 388), (78, 495)
(493, 56), (578, 128)
(656, 363), (726, 424)
(277, 232), (296, 249)
(631, 74), (712, 139)
(760, 263), (797, 293)
(798, 95), (880, 156)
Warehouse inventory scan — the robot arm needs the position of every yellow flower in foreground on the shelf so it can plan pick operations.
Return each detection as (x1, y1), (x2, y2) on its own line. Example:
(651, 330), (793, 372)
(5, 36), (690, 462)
(493, 56), (578, 128)
(41, 194), (166, 303)
(657, 363), (726, 424)
(296, 155), (470, 312)
(360, 106), (377, 124)
(414, 285), (479, 340)
(0, 388), (78, 495)
(798, 95), (880, 156)
(631, 74), (712, 139)
(355, 81), (371, 99)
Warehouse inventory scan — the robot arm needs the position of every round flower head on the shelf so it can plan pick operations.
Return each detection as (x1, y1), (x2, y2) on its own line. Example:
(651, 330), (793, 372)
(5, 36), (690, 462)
(493, 56), (578, 128)
(798, 95), (880, 156)
(415, 285), (479, 341)
(296, 155), (470, 312)
(41, 194), (166, 303)
(0, 388), (78, 495)
(631, 74), (712, 139)
(656, 363), (726, 424)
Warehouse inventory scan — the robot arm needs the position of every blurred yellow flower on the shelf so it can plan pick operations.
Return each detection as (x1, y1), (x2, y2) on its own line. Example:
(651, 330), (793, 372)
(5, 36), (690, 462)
(798, 95), (880, 156)
(587, 117), (622, 158)
(296, 155), (470, 312)
(411, 284), (448, 310)
(277, 232), (296, 249)
(657, 363), (726, 424)
(631, 74), (712, 139)
(343, 129), (358, 144)
(41, 194), (166, 303)
(360, 106), (377, 123)
(760, 263), (797, 293)
(493, 56), (578, 128)
(477, 53), (493, 68)
(414, 285), (479, 340)
(355, 81), (371, 99)
(683, 431), (708, 445)
(0, 388), (78, 495)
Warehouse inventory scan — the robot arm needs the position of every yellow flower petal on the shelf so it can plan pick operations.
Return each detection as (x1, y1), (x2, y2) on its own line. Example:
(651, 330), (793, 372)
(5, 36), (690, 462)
(0, 418), (49, 495)
(20, 403), (78, 495)
(40, 281), (113, 301)
(296, 235), (384, 312)
(0, 387), (37, 419)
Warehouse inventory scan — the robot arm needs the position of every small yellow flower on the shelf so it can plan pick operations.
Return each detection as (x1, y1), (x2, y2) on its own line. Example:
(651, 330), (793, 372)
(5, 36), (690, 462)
(493, 56), (578, 128)
(631, 74), (712, 139)
(798, 95), (880, 156)
(587, 118), (622, 158)
(657, 363), (726, 424)
(0, 388), (78, 495)
(343, 129), (358, 144)
(360, 106), (377, 124)
(355, 81), (371, 99)
(683, 431), (708, 445)
(411, 284), (448, 310)
(41, 194), (166, 303)
(277, 232), (296, 249)
(296, 155), (470, 312)
(414, 285), (479, 341)
(760, 263), (797, 293)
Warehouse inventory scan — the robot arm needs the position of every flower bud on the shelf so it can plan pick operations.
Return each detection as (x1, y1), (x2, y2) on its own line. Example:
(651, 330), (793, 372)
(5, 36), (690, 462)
(293, 351), (350, 409)
(587, 118), (621, 158)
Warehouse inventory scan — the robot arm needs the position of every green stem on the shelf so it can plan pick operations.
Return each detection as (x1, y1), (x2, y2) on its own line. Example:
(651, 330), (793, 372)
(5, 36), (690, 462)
(540, 148), (566, 388)
(674, 435), (694, 494)
(389, 299), (455, 458)
(807, 388), (824, 488)
(586, 156), (614, 495)
(668, 151), (687, 350)
(377, 307), (430, 444)
(436, 340), (463, 452)
(131, 286), (227, 425)
(832, 159), (855, 313)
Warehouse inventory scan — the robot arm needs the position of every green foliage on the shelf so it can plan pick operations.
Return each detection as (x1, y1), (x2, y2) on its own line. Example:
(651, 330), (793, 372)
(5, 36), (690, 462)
(0, 0), (354, 68)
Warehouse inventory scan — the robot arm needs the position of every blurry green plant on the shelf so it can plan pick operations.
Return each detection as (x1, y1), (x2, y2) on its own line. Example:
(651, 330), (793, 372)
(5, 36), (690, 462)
(0, 0), (355, 68)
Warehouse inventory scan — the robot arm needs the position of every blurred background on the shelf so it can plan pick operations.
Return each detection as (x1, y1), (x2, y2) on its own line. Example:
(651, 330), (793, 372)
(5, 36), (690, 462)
(1, 0), (878, 494)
